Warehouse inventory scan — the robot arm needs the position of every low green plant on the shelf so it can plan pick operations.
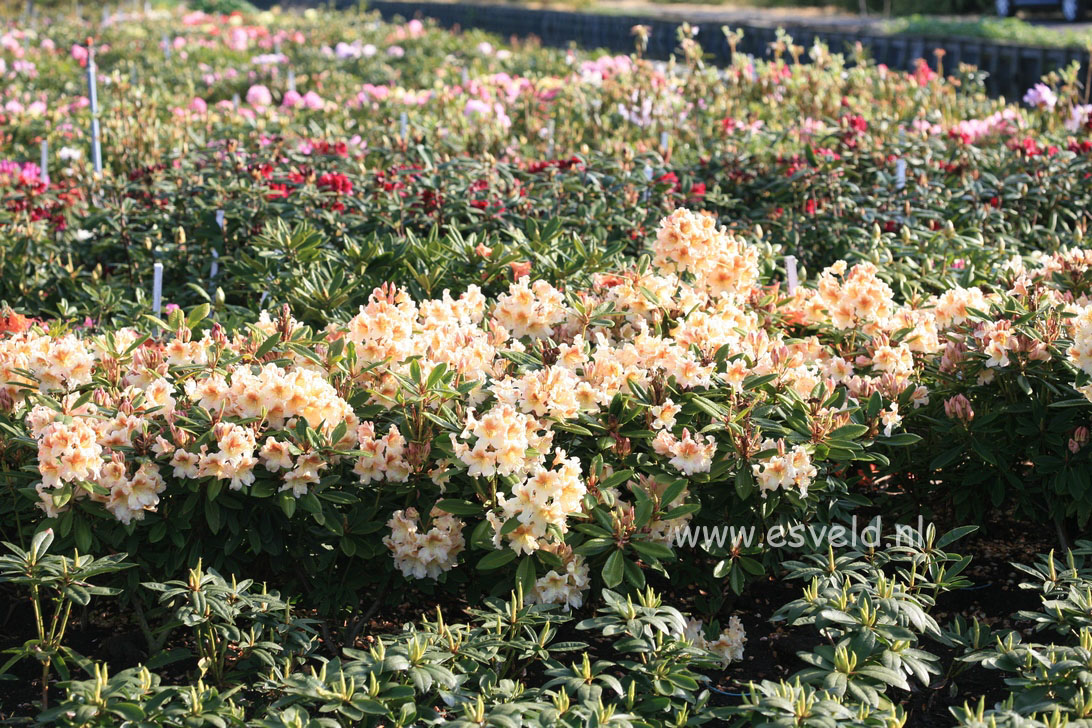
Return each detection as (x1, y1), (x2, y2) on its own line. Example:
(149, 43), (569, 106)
(727, 678), (907, 727)
(35, 664), (247, 727)
(951, 541), (1092, 723)
(143, 560), (319, 686)
(267, 585), (725, 726)
(770, 525), (974, 708)
(0, 530), (132, 708)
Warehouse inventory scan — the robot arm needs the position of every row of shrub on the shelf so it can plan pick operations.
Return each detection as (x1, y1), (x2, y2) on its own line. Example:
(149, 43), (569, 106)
(1, 4), (1092, 725)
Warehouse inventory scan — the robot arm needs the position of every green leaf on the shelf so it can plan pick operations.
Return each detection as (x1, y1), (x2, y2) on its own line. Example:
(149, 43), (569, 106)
(516, 556), (537, 593)
(929, 446), (963, 470)
(829, 424), (869, 440)
(434, 499), (483, 516)
(735, 468), (754, 500)
(186, 303), (211, 329)
(477, 549), (516, 571)
(866, 391), (883, 419)
(659, 480), (686, 508)
(254, 331), (280, 359)
(630, 540), (674, 562)
(662, 503), (700, 520)
(878, 432), (923, 446)
(73, 519), (91, 553)
(857, 665), (910, 690)
(30, 528), (55, 560)
(602, 549), (625, 588)
(600, 469), (635, 490)
(743, 373), (777, 391)
(111, 703), (146, 721)
(937, 525), (978, 548)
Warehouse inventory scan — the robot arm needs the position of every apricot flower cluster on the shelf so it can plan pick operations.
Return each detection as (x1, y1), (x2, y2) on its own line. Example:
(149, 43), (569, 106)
(16, 208), (1077, 589)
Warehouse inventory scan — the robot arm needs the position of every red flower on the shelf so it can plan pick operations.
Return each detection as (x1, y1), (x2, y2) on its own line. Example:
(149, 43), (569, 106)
(250, 163), (274, 180)
(1011, 137), (1044, 157)
(845, 115), (867, 133)
(266, 183), (291, 200)
(311, 140), (349, 157)
(317, 172), (352, 195)
(418, 188), (443, 212)
(912, 58), (937, 85)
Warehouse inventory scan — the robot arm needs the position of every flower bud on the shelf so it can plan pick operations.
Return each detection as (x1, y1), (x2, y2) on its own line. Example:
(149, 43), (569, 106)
(943, 394), (974, 423)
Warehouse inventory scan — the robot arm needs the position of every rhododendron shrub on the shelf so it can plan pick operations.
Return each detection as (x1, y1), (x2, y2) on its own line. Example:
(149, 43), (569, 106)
(10, 208), (1092, 611)
(1, 209), (911, 612)
(872, 248), (1092, 530)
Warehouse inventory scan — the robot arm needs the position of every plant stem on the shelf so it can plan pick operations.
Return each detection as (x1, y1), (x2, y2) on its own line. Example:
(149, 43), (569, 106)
(30, 583), (45, 643)
(1054, 511), (1070, 552)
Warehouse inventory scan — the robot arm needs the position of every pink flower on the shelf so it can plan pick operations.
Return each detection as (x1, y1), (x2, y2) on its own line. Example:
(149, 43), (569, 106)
(226, 27), (249, 52)
(70, 44), (88, 66)
(301, 91), (324, 110)
(360, 84), (390, 101)
(1023, 83), (1057, 110)
(1066, 104), (1092, 133)
(189, 97), (208, 114)
(464, 98), (491, 118)
(246, 84), (272, 108)
(281, 90), (302, 108)
(912, 58), (937, 85)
